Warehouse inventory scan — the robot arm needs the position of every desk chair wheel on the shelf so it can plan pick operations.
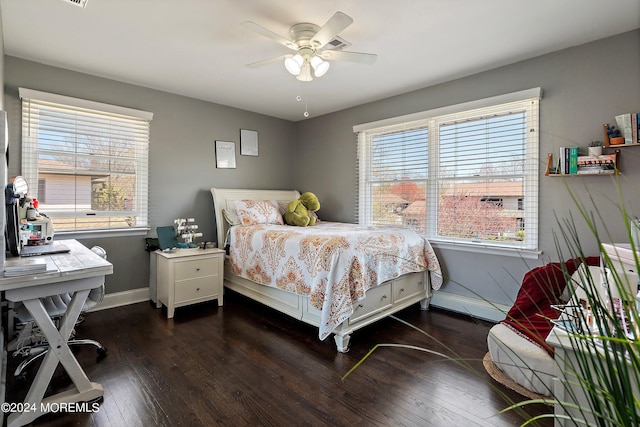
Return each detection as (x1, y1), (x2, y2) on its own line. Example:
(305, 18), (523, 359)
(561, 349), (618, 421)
(97, 346), (107, 360)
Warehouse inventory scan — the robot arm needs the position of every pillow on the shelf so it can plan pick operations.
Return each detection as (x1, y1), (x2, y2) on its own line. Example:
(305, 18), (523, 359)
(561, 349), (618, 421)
(277, 201), (288, 216)
(234, 200), (284, 226)
(222, 208), (240, 226)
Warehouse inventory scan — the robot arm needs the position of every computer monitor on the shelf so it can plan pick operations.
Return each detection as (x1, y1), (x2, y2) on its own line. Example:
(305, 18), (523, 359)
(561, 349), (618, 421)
(5, 176), (28, 257)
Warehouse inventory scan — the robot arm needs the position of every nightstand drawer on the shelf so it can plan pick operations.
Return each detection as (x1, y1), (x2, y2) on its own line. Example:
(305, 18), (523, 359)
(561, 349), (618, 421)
(174, 258), (218, 281)
(175, 277), (216, 302)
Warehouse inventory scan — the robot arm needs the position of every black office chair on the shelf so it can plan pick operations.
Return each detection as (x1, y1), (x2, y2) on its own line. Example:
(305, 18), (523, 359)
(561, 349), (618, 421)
(11, 246), (108, 378)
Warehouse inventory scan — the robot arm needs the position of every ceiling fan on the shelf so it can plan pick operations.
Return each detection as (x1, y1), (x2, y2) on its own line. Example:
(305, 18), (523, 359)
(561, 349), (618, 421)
(241, 12), (377, 82)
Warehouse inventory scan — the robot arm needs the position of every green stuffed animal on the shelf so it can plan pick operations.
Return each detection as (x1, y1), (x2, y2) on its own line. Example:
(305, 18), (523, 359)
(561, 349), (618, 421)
(284, 192), (320, 226)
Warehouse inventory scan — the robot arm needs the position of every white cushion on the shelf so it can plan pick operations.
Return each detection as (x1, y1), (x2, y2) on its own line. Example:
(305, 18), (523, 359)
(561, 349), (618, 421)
(487, 323), (555, 396)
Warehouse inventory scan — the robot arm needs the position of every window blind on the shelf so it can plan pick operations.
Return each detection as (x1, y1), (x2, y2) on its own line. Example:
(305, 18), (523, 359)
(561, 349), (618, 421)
(20, 88), (153, 233)
(356, 90), (540, 252)
(358, 125), (428, 233)
(437, 107), (532, 247)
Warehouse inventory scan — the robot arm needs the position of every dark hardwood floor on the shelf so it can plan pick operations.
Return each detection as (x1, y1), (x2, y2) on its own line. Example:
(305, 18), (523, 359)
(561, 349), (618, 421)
(5, 291), (553, 426)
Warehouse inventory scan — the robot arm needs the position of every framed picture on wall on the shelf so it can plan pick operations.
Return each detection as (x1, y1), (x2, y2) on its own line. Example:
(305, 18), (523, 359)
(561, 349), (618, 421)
(240, 129), (258, 156)
(215, 140), (236, 168)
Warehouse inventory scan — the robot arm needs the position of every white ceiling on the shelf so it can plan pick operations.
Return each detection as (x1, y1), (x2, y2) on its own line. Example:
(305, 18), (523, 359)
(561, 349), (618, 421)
(2, 0), (639, 122)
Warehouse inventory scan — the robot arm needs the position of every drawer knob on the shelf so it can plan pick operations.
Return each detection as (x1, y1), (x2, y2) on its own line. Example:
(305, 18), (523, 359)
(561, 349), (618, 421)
(196, 268), (200, 271)
(196, 287), (200, 291)
(400, 288), (405, 292)
(382, 295), (388, 299)
(357, 304), (364, 308)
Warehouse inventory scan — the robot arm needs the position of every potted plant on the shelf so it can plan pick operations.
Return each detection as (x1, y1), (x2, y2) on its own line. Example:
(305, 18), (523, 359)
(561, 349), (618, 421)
(588, 140), (604, 157)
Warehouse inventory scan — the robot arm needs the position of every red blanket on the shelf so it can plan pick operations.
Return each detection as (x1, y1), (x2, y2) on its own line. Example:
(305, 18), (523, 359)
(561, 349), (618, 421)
(501, 257), (599, 356)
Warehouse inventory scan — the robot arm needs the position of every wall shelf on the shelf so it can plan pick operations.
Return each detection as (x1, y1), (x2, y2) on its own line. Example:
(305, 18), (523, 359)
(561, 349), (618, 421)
(545, 149), (620, 177)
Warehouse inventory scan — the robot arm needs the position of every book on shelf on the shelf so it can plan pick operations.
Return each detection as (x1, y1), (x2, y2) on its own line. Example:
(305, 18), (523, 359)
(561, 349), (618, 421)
(558, 146), (579, 174)
(569, 146), (578, 174)
(615, 113), (635, 144)
(3, 257), (47, 277)
(576, 153), (616, 174)
(577, 153), (616, 165)
(577, 167), (615, 175)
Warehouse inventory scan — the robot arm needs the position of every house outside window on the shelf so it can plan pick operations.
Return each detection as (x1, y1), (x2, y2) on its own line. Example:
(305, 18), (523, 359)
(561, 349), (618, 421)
(19, 88), (153, 234)
(355, 89), (540, 252)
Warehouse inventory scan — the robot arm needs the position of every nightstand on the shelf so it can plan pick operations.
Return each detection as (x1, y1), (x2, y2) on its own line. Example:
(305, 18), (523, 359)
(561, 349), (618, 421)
(155, 247), (224, 318)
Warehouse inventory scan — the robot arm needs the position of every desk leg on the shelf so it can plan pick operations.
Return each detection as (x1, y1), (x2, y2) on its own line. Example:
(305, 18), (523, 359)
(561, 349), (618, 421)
(7, 290), (103, 427)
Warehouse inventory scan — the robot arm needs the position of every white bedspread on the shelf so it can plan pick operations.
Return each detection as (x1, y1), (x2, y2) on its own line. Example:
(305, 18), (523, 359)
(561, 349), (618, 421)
(228, 221), (442, 339)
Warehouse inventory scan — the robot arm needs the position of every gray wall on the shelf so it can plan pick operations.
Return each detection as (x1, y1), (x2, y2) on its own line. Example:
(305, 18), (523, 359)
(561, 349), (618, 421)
(3, 57), (297, 294)
(0, 8), (3, 111)
(295, 29), (640, 315)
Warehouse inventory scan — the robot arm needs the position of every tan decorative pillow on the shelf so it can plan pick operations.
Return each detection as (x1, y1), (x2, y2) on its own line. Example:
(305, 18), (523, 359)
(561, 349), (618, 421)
(234, 200), (284, 226)
(277, 201), (288, 216)
(222, 208), (240, 226)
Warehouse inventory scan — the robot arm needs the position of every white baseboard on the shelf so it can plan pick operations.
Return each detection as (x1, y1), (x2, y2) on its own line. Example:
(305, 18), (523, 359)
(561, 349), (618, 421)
(89, 287), (151, 312)
(430, 292), (510, 323)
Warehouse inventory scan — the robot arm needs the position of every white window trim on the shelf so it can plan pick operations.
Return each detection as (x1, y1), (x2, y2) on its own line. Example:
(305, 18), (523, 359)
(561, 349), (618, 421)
(355, 88), (542, 254)
(353, 88), (541, 133)
(18, 88), (153, 121)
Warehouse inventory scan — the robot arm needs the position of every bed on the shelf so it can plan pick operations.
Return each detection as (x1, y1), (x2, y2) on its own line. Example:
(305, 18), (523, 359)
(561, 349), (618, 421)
(211, 188), (442, 352)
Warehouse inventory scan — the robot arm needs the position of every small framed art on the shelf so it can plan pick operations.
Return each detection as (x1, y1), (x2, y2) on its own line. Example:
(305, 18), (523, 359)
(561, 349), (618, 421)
(215, 140), (236, 168)
(240, 129), (258, 156)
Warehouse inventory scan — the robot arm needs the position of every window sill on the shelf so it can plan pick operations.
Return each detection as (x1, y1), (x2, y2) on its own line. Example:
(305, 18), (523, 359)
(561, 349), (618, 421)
(57, 227), (150, 240)
(430, 240), (541, 259)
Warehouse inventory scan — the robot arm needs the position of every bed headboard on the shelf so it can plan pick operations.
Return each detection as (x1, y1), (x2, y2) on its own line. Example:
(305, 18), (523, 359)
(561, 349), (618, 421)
(210, 188), (301, 249)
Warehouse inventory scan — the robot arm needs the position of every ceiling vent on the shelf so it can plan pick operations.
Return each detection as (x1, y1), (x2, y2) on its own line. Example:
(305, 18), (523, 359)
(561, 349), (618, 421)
(61, 0), (88, 8)
(323, 36), (351, 51)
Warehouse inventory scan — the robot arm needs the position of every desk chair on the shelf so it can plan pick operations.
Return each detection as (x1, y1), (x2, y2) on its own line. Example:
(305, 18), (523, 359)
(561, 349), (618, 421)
(11, 246), (108, 378)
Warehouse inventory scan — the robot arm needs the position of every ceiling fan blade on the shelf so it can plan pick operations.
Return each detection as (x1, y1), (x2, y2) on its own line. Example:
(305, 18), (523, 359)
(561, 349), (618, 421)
(320, 50), (377, 65)
(310, 12), (353, 49)
(246, 54), (290, 69)
(241, 21), (298, 50)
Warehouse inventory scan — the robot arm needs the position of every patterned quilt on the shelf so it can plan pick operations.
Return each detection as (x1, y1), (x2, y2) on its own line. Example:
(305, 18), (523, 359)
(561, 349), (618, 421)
(228, 221), (442, 340)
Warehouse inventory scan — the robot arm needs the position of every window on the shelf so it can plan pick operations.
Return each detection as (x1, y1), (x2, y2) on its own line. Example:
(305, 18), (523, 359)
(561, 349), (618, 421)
(20, 88), (153, 234)
(355, 89), (540, 252)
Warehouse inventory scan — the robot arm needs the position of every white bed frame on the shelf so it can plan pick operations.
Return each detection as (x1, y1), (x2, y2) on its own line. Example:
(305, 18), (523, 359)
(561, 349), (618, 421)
(211, 188), (431, 352)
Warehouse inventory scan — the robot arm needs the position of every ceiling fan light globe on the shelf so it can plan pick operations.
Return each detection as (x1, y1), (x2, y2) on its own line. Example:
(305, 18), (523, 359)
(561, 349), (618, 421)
(284, 56), (301, 75)
(313, 60), (330, 77)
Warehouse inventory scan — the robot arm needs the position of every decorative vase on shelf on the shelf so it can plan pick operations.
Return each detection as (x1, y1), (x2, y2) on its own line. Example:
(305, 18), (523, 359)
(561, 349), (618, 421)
(588, 146), (603, 157)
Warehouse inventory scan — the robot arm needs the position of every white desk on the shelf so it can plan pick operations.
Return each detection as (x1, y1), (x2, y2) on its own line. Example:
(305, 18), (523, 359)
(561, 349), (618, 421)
(0, 239), (113, 427)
